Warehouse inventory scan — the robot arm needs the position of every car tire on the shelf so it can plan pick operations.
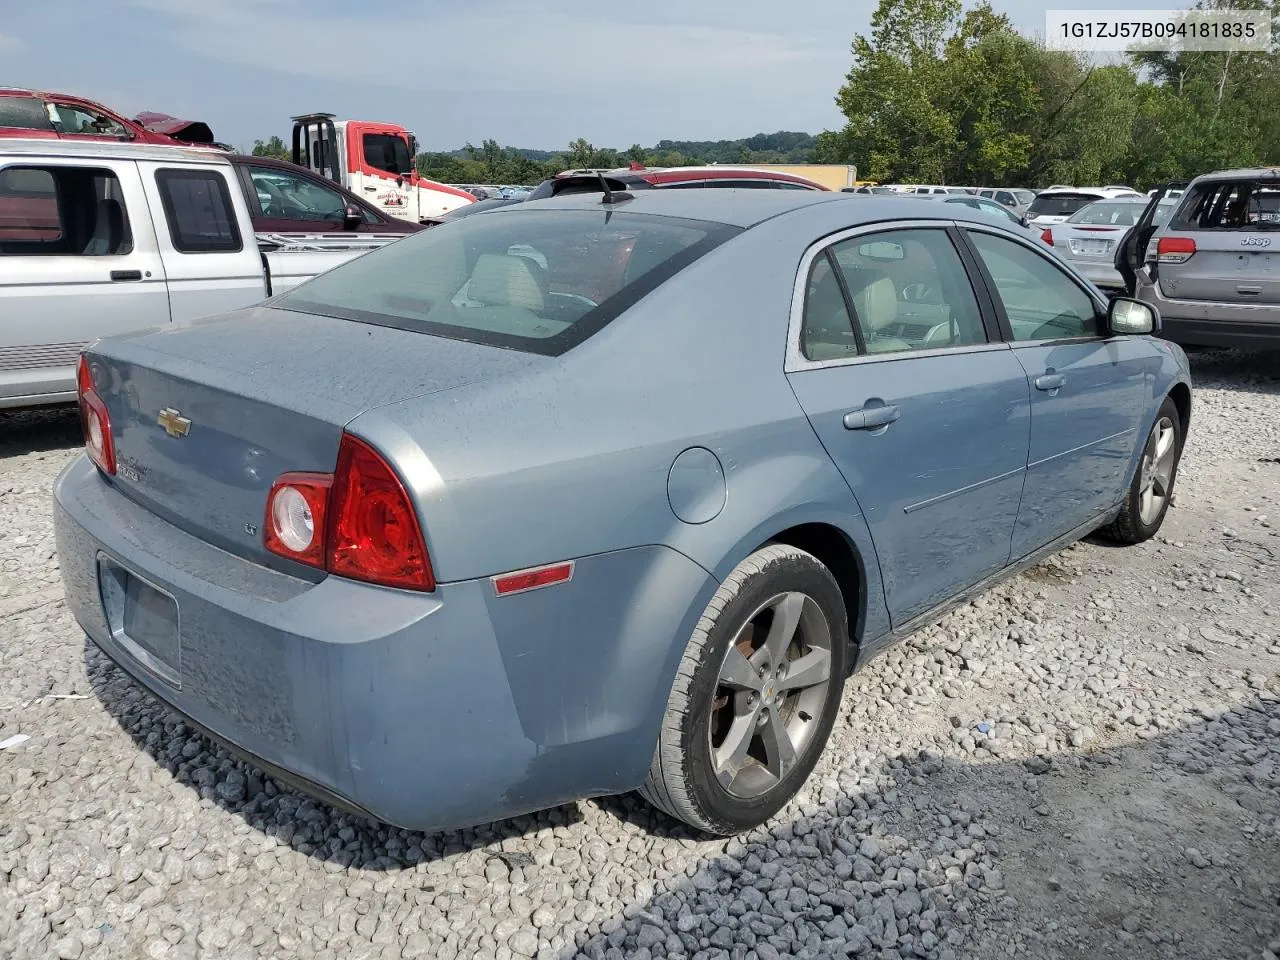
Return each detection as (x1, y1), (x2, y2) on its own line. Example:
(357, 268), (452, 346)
(640, 544), (849, 835)
(1103, 396), (1183, 545)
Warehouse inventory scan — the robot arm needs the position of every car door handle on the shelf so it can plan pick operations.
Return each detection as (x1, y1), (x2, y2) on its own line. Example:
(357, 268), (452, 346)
(110, 270), (142, 282)
(363, 186), (377, 192)
(1237, 284), (1261, 296)
(843, 404), (901, 430)
(1034, 374), (1066, 391)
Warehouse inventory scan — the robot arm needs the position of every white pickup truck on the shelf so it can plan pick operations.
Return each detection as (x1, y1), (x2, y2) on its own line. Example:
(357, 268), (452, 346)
(0, 139), (408, 409)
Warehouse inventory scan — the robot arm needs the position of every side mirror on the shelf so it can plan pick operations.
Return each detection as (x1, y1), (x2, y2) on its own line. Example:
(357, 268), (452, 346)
(343, 204), (363, 231)
(1107, 296), (1159, 335)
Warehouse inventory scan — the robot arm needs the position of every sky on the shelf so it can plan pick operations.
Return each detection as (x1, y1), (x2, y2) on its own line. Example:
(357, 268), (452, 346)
(1, 0), (1176, 152)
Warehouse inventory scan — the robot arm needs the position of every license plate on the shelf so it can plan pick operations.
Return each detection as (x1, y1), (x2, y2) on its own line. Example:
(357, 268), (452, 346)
(1070, 238), (1112, 257)
(98, 556), (181, 687)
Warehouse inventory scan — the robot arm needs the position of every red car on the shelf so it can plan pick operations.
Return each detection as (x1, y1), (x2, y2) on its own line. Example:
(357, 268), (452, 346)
(0, 87), (216, 146)
(526, 164), (829, 200)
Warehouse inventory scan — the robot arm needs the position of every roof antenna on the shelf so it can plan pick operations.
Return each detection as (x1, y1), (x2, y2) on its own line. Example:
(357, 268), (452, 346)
(598, 171), (632, 204)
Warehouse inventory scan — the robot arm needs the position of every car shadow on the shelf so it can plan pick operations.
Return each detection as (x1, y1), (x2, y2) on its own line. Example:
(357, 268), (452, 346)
(1187, 348), (1280, 396)
(84, 637), (572, 869)
(569, 698), (1278, 960)
(0, 404), (81, 456)
(85, 630), (1278, 960)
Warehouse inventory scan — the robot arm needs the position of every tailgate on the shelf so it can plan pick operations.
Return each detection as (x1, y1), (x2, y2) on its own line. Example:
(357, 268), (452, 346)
(1158, 232), (1280, 305)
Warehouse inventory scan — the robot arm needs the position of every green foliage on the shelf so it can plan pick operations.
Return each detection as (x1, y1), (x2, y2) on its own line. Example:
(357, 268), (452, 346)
(822, 0), (1280, 188)
(250, 136), (290, 161)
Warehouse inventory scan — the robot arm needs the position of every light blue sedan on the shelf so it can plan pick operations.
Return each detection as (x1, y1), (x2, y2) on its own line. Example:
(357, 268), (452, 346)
(55, 190), (1191, 836)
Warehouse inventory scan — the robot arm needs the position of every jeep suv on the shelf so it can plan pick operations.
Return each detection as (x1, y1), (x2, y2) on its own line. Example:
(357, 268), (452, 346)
(1126, 169), (1280, 349)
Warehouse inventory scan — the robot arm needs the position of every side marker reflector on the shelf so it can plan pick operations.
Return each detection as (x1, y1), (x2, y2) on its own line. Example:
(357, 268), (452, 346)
(492, 561), (575, 597)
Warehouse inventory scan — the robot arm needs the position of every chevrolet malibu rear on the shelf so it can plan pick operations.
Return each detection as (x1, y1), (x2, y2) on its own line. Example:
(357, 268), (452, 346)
(54, 195), (820, 834)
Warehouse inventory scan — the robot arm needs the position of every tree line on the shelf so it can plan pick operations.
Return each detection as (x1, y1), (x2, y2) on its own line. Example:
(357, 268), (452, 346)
(815, 0), (1280, 188)
(249, 0), (1278, 190)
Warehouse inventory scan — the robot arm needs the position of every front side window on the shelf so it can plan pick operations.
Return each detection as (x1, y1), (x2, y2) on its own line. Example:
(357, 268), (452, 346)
(802, 228), (987, 357)
(156, 169), (241, 253)
(362, 134), (414, 176)
(50, 103), (129, 139)
(248, 166), (347, 223)
(1, 165), (132, 256)
(968, 231), (1098, 341)
(278, 209), (738, 356)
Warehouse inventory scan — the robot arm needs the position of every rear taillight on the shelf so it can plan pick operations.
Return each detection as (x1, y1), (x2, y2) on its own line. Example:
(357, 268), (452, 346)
(264, 473), (331, 568)
(263, 433), (434, 591)
(1041, 228), (1054, 246)
(77, 355), (115, 476)
(1157, 236), (1196, 263)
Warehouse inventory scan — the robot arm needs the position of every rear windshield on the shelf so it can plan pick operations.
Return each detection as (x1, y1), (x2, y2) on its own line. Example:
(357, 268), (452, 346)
(1013, 190), (1036, 204)
(1066, 201), (1145, 226)
(1170, 180), (1280, 230)
(1027, 193), (1101, 218)
(277, 209), (738, 356)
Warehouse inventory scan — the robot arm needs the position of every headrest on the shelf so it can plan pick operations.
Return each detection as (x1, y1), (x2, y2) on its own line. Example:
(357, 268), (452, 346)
(843, 267), (897, 332)
(467, 254), (545, 313)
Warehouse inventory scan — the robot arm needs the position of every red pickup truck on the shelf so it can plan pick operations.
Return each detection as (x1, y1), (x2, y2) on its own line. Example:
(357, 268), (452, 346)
(0, 87), (218, 147)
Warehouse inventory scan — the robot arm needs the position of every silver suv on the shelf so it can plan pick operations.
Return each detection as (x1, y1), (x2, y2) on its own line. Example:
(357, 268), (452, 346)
(1127, 169), (1280, 349)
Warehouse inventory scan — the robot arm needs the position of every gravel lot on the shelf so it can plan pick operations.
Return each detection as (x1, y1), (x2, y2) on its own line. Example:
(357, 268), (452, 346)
(1, 349), (1278, 960)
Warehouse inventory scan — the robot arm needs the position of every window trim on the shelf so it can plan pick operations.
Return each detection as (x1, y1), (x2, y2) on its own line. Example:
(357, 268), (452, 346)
(956, 224), (1112, 347)
(785, 219), (1006, 373)
(154, 168), (243, 254)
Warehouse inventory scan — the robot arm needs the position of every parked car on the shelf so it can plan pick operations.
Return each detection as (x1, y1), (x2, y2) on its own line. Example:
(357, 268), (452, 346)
(55, 189), (1191, 836)
(1125, 168), (1280, 349)
(525, 165), (828, 200)
(933, 194), (1048, 243)
(1041, 196), (1176, 292)
(227, 154), (420, 238)
(0, 87), (218, 146)
(977, 188), (1037, 217)
(1024, 188), (1110, 228)
(0, 139), (410, 409)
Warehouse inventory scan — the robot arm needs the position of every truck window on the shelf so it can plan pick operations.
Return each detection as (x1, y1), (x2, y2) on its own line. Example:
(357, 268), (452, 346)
(1, 165), (133, 256)
(156, 169), (242, 253)
(362, 134), (414, 176)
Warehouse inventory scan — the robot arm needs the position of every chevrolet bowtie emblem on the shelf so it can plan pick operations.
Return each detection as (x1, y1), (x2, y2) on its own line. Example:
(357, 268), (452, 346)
(157, 407), (191, 438)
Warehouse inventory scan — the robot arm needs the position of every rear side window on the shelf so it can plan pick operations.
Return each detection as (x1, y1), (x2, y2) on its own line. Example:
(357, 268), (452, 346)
(1170, 180), (1280, 231)
(802, 228), (987, 359)
(0, 95), (55, 131)
(1, 165), (133, 256)
(1027, 193), (1100, 218)
(278, 209), (739, 356)
(156, 169), (241, 253)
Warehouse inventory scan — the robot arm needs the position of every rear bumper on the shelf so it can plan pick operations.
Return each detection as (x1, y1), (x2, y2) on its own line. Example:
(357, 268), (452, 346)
(1136, 275), (1280, 349)
(55, 455), (716, 832)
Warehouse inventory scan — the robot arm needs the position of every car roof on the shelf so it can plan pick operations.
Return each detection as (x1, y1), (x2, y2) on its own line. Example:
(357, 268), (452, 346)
(510, 189), (1023, 231)
(0, 136), (230, 164)
(1189, 167), (1280, 184)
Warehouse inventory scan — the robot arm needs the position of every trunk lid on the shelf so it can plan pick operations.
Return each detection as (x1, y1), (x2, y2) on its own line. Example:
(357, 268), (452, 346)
(1056, 224), (1126, 260)
(88, 305), (539, 569)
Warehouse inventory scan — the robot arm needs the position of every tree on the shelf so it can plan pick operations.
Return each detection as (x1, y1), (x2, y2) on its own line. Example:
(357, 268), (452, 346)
(251, 136), (290, 161)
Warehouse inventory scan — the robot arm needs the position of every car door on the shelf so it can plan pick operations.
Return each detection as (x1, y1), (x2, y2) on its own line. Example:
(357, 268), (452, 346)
(962, 227), (1148, 557)
(1116, 180), (1190, 293)
(785, 224), (1032, 625)
(0, 156), (169, 405)
(237, 162), (382, 235)
(139, 161), (267, 321)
